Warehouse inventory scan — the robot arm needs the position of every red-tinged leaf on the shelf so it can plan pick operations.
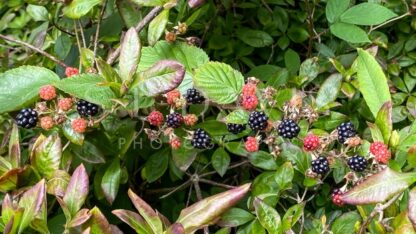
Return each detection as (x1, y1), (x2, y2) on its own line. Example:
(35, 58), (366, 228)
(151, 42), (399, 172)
(18, 179), (46, 233)
(393, 211), (416, 233)
(0, 168), (24, 193)
(101, 158), (121, 204)
(119, 27), (141, 82)
(188, 0), (205, 8)
(63, 164), (89, 217)
(87, 207), (111, 234)
(68, 209), (92, 228)
(177, 183), (251, 233)
(158, 212), (171, 229)
(112, 209), (153, 234)
(341, 168), (416, 205)
(408, 145), (416, 168)
(132, 60), (185, 97)
(56, 197), (71, 221)
(46, 170), (70, 197)
(4, 208), (24, 234)
(375, 101), (393, 144)
(2, 194), (16, 225)
(30, 133), (62, 179)
(110, 225), (123, 234)
(8, 124), (20, 168)
(128, 189), (163, 234)
(408, 187), (416, 228)
(166, 223), (185, 234)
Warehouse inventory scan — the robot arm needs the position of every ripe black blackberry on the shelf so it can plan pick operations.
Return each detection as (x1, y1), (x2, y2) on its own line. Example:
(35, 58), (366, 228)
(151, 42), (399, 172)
(166, 112), (183, 128)
(277, 119), (300, 139)
(347, 155), (368, 172)
(337, 121), (356, 144)
(185, 88), (205, 104)
(16, 108), (38, 129)
(191, 128), (212, 149)
(76, 100), (100, 117)
(311, 156), (330, 175)
(248, 111), (268, 131)
(227, 123), (246, 134)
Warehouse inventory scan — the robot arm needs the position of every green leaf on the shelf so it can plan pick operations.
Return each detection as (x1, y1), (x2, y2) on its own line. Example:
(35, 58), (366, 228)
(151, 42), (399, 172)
(144, 148), (169, 183)
(120, 27), (141, 81)
(128, 189), (164, 234)
(55, 73), (116, 109)
(46, 170), (70, 197)
(280, 143), (310, 174)
(130, 0), (166, 7)
(63, 164), (89, 217)
(27, 5), (48, 21)
(340, 3), (397, 26)
(133, 60), (185, 97)
(375, 101), (393, 144)
(148, 9), (169, 46)
(62, 114), (85, 145)
(225, 109), (249, 124)
(254, 198), (281, 234)
(236, 28), (273, 47)
(356, 49), (392, 117)
(331, 212), (361, 234)
(284, 49), (300, 75)
(212, 148), (230, 177)
(194, 62), (244, 104)
(63, 0), (102, 19)
(88, 207), (112, 233)
(248, 151), (277, 171)
(219, 208), (255, 227)
(367, 122), (384, 142)
(275, 162), (294, 191)
(80, 48), (95, 68)
(0, 66), (59, 113)
(30, 134), (61, 179)
(316, 73), (343, 109)
(341, 168), (416, 205)
(326, 0), (350, 23)
(101, 158), (122, 204)
(18, 179), (46, 233)
(112, 209), (152, 234)
(96, 58), (122, 84)
(408, 187), (416, 227)
(330, 22), (370, 43)
(281, 203), (304, 232)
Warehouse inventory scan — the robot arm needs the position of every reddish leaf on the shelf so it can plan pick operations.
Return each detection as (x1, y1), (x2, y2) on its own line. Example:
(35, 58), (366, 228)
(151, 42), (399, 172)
(166, 223), (185, 234)
(408, 187), (416, 229)
(112, 209), (152, 234)
(1, 194), (16, 225)
(68, 209), (92, 228)
(18, 179), (46, 233)
(8, 124), (20, 168)
(188, 0), (205, 8)
(63, 164), (89, 217)
(0, 168), (24, 193)
(30, 133), (62, 179)
(341, 168), (416, 205)
(128, 189), (163, 233)
(101, 158), (121, 204)
(177, 183), (251, 233)
(46, 170), (70, 197)
(119, 27), (141, 82)
(4, 208), (24, 234)
(87, 207), (111, 234)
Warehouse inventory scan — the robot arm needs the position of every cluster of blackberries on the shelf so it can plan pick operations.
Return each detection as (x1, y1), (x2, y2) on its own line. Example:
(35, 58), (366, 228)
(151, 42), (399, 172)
(337, 121), (356, 144)
(185, 88), (205, 104)
(277, 119), (300, 139)
(191, 128), (212, 149)
(76, 100), (100, 117)
(16, 108), (38, 129)
(347, 155), (368, 172)
(227, 123), (246, 134)
(248, 111), (268, 131)
(311, 156), (329, 175)
(166, 112), (183, 128)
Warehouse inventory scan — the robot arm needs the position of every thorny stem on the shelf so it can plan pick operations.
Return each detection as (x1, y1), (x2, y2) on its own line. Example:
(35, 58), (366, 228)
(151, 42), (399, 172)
(94, 0), (108, 62)
(358, 193), (402, 234)
(106, 6), (163, 64)
(0, 34), (68, 68)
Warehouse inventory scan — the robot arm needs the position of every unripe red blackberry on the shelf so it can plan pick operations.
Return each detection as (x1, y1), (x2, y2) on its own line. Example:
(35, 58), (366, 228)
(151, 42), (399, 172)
(245, 137), (258, 152)
(166, 90), (181, 105)
(331, 189), (344, 206)
(303, 134), (320, 151)
(147, 111), (164, 127)
(40, 116), (54, 130)
(65, 67), (79, 77)
(58, 98), (73, 111)
(39, 85), (57, 101)
(170, 137), (181, 150)
(72, 118), (87, 133)
(184, 114), (198, 126)
(241, 95), (258, 111)
(242, 83), (257, 96)
(277, 119), (300, 139)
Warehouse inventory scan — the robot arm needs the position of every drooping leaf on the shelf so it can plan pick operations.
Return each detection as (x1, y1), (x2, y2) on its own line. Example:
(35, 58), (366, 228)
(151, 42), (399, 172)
(112, 209), (153, 234)
(30, 133), (61, 179)
(330, 22), (370, 44)
(63, 164), (89, 217)
(101, 158), (122, 204)
(254, 197), (281, 234)
(340, 3), (397, 26)
(18, 179), (46, 233)
(0, 66), (59, 113)
(194, 62), (244, 104)
(356, 49), (391, 117)
(55, 74), (117, 109)
(341, 168), (416, 205)
(177, 183), (251, 233)
(375, 101), (393, 144)
(119, 27), (141, 81)
(316, 73), (343, 109)
(133, 60), (185, 97)
(148, 9), (169, 46)
(326, 0), (350, 23)
(128, 189), (163, 234)
(63, 0), (103, 19)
